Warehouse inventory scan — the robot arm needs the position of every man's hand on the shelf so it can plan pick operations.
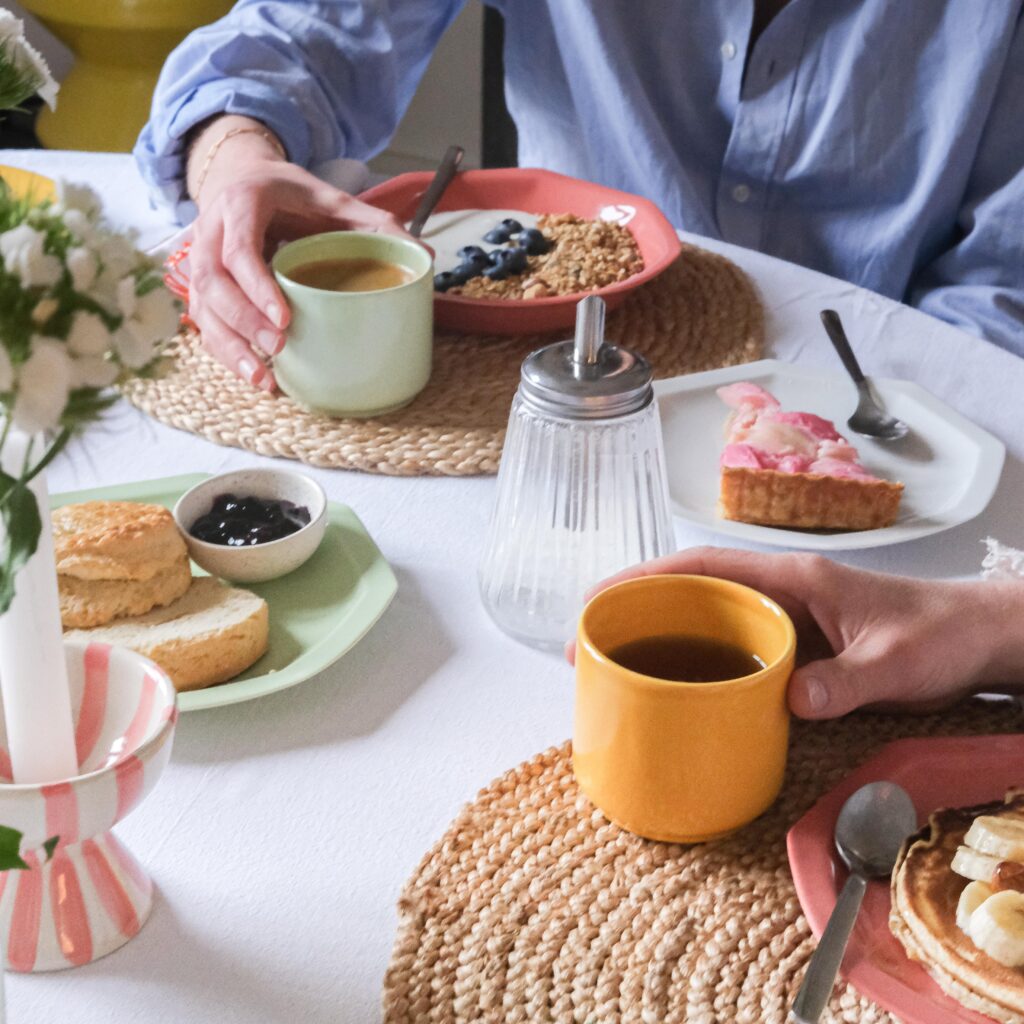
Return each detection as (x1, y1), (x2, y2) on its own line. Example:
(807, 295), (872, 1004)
(567, 547), (1024, 719)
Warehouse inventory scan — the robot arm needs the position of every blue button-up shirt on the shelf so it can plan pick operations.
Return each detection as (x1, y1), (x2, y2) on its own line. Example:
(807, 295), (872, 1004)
(136, 1), (1024, 353)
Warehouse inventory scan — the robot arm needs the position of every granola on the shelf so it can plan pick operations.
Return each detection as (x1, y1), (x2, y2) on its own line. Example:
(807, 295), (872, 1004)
(448, 213), (644, 300)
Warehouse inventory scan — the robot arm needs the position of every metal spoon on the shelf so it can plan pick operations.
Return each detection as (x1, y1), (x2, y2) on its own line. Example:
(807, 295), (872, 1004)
(820, 310), (909, 441)
(407, 144), (465, 238)
(790, 782), (917, 1023)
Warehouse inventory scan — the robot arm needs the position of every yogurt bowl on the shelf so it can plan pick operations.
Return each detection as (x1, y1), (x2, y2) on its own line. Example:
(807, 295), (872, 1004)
(173, 469), (327, 583)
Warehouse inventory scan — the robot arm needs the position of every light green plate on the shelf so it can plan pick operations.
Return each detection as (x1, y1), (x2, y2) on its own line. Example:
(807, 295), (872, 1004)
(52, 474), (398, 712)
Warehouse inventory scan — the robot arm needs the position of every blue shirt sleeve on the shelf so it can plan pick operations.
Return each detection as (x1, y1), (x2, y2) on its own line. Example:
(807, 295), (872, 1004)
(907, 15), (1024, 353)
(134, 0), (466, 222)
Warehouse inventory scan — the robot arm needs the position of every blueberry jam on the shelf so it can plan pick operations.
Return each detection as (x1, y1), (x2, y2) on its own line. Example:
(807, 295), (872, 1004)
(190, 494), (312, 547)
(435, 219), (550, 292)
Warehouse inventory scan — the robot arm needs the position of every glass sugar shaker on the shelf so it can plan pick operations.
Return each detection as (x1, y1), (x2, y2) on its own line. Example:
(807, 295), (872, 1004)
(479, 295), (675, 650)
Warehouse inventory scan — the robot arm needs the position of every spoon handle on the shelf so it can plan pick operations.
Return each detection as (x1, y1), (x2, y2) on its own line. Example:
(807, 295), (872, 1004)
(820, 310), (867, 386)
(790, 872), (868, 1023)
(408, 144), (465, 237)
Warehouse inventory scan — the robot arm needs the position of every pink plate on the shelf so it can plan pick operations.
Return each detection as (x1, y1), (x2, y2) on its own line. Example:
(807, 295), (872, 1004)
(787, 734), (1024, 1024)
(359, 168), (681, 335)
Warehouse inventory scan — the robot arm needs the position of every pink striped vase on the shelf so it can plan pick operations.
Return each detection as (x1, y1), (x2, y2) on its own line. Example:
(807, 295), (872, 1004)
(0, 641), (177, 971)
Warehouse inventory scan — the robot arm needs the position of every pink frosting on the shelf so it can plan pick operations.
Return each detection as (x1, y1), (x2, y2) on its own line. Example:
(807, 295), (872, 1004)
(717, 383), (879, 481)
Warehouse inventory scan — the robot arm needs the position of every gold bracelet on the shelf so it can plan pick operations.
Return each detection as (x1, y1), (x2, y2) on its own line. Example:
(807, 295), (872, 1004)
(192, 125), (287, 199)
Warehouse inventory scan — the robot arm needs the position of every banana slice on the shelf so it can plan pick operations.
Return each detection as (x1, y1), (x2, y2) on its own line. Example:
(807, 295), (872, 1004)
(970, 890), (1024, 967)
(966, 816), (1024, 862)
(957, 880), (994, 933)
(953, 844), (1002, 882)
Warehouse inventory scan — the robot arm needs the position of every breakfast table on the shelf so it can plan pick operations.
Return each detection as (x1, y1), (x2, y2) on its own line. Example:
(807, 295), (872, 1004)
(3, 148), (1024, 1024)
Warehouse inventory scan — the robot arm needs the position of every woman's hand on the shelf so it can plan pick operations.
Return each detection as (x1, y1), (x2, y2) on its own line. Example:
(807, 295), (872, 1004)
(185, 115), (412, 390)
(567, 547), (1024, 719)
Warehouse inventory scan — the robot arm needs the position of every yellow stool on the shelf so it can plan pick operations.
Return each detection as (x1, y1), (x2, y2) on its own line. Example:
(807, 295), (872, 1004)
(20, 0), (233, 153)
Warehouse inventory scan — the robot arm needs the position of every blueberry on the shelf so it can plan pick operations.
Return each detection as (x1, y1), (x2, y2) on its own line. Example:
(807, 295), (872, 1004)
(457, 244), (486, 261)
(484, 265), (509, 281)
(485, 249), (506, 267)
(520, 228), (550, 255)
(501, 218), (523, 234)
(499, 248), (529, 273)
(455, 260), (484, 281)
(434, 271), (460, 292)
(483, 226), (511, 244)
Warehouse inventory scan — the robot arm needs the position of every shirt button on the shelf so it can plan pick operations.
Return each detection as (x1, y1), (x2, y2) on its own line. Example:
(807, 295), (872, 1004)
(721, 41), (737, 60)
(732, 184), (751, 203)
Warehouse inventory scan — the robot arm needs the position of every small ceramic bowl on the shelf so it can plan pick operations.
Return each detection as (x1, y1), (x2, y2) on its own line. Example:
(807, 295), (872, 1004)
(172, 469), (328, 584)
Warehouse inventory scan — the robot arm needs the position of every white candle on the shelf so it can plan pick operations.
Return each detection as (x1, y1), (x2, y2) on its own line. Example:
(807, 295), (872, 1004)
(0, 432), (77, 784)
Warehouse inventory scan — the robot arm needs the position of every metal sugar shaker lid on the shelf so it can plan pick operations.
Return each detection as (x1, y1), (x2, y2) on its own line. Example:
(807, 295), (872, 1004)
(518, 296), (654, 420)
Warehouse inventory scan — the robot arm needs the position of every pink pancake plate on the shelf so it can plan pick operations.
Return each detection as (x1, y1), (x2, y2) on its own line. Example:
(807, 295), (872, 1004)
(787, 732), (1024, 1024)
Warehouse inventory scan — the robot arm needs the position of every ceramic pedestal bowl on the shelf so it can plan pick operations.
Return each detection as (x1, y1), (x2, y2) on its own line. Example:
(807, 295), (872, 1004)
(0, 641), (177, 971)
(19, 0), (233, 152)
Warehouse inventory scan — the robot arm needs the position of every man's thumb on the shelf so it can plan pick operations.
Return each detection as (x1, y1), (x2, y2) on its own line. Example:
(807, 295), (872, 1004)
(788, 654), (880, 719)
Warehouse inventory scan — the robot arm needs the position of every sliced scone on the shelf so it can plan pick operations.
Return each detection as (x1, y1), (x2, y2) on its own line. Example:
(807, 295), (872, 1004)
(64, 577), (269, 692)
(717, 382), (903, 531)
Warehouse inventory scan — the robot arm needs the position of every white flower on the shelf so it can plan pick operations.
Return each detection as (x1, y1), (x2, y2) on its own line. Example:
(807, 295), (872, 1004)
(66, 310), (111, 357)
(111, 326), (154, 370)
(0, 345), (13, 392)
(0, 11), (58, 110)
(53, 181), (100, 219)
(70, 355), (118, 390)
(95, 232), (136, 282)
(66, 246), (98, 292)
(62, 208), (94, 244)
(115, 274), (136, 319)
(31, 297), (58, 325)
(0, 223), (62, 288)
(116, 285), (178, 367)
(12, 337), (71, 434)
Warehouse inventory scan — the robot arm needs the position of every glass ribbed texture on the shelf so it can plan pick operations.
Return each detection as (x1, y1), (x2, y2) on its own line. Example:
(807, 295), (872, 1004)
(479, 395), (675, 650)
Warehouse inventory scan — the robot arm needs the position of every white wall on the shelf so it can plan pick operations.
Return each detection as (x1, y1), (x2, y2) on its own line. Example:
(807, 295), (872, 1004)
(370, 2), (483, 174)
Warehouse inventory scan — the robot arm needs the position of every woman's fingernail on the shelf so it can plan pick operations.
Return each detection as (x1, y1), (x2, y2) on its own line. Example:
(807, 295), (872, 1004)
(256, 329), (281, 355)
(238, 356), (264, 386)
(266, 302), (284, 328)
(804, 676), (829, 712)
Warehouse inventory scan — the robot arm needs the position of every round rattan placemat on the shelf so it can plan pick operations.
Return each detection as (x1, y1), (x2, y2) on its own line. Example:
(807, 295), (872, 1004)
(383, 701), (1023, 1024)
(124, 245), (763, 476)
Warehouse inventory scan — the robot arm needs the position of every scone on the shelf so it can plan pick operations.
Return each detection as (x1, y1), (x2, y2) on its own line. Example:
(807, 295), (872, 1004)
(58, 559), (193, 629)
(53, 501), (188, 582)
(64, 576), (269, 692)
(717, 382), (903, 531)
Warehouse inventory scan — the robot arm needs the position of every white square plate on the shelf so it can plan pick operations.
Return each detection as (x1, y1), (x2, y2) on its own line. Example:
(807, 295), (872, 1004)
(655, 359), (1005, 551)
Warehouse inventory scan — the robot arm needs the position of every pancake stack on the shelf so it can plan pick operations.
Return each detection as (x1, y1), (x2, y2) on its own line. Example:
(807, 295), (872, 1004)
(891, 791), (1024, 1024)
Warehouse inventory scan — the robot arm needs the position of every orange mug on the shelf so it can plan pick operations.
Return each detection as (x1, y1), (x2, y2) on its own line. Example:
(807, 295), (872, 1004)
(573, 574), (796, 843)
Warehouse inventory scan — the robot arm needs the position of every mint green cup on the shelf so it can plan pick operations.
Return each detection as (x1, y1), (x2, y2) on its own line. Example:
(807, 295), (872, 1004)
(272, 231), (434, 417)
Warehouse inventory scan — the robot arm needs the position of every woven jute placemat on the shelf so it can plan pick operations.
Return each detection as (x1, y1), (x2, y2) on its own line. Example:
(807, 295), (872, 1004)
(124, 245), (763, 476)
(383, 700), (1023, 1024)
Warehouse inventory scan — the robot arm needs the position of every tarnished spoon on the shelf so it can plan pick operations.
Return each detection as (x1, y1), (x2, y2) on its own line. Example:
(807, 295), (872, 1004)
(408, 144), (465, 238)
(790, 781), (917, 1023)
(820, 310), (909, 441)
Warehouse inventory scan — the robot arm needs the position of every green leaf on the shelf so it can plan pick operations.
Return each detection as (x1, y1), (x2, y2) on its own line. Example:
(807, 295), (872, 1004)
(0, 481), (41, 616)
(42, 836), (58, 862)
(0, 826), (29, 871)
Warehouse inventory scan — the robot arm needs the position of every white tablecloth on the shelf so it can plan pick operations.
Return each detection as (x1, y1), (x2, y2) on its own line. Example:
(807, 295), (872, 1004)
(2, 150), (1023, 1024)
